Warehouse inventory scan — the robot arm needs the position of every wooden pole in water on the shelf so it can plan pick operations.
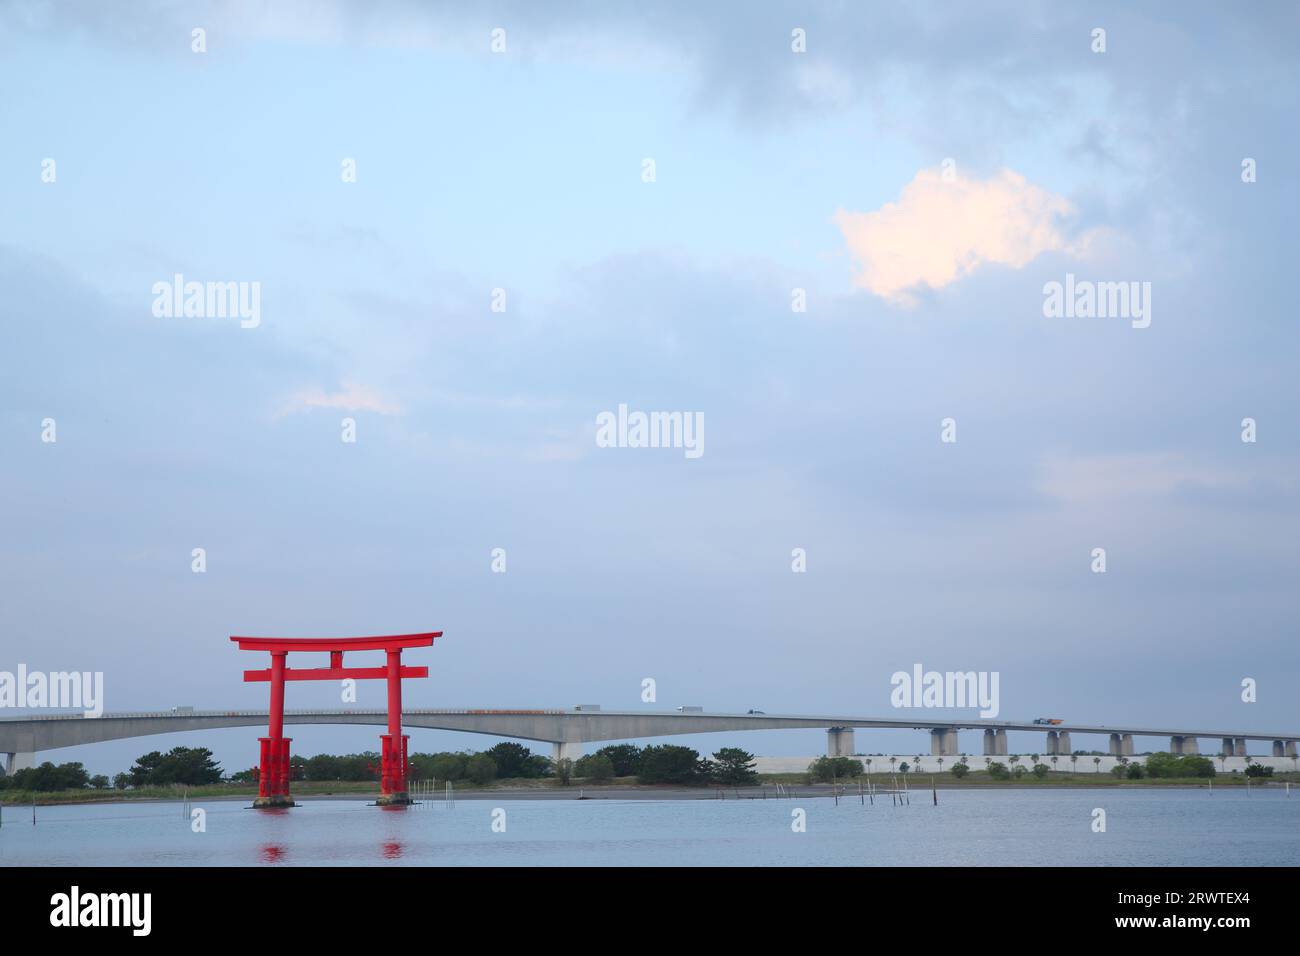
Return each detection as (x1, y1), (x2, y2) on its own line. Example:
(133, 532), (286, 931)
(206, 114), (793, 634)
(932, 777), (938, 805)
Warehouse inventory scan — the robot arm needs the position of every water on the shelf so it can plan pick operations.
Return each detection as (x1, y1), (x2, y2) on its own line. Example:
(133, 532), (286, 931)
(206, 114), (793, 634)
(1, 789), (1297, 866)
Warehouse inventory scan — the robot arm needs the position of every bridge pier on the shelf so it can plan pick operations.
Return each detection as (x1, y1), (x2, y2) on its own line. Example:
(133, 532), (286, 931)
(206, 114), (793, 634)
(983, 729), (997, 755)
(2, 752), (37, 776)
(826, 727), (855, 757)
(552, 741), (583, 763)
(930, 728), (958, 756)
(1171, 735), (1199, 755)
(995, 729), (1007, 754)
(1234, 737), (1247, 757)
(1108, 733), (1122, 756)
(1288, 741), (1298, 758)
(1057, 731), (1072, 754)
(1045, 730), (1060, 755)
(1274, 740), (1286, 758)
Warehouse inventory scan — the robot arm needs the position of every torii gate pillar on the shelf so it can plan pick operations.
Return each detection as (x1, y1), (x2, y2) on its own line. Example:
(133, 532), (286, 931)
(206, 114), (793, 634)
(231, 632), (441, 808)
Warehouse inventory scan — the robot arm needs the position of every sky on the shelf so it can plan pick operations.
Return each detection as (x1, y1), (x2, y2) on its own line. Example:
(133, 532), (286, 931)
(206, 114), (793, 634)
(1, 1), (1298, 776)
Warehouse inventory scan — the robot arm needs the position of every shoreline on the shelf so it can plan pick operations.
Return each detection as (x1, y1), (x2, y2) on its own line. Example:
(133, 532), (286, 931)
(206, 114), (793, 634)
(5, 776), (1294, 807)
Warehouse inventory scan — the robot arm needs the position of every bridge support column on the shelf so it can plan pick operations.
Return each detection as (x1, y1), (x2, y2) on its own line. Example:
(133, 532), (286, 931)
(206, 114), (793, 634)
(1273, 740), (1286, 757)
(1287, 741), (1297, 758)
(1121, 734), (1133, 756)
(1234, 737), (1247, 757)
(1109, 733), (1122, 756)
(2, 752), (36, 776)
(930, 728), (958, 756)
(983, 729), (997, 755)
(995, 729), (1007, 755)
(1045, 730), (1059, 755)
(1057, 731), (1072, 754)
(1171, 735), (1199, 755)
(1221, 737), (1234, 756)
(827, 727), (855, 757)
(552, 741), (583, 763)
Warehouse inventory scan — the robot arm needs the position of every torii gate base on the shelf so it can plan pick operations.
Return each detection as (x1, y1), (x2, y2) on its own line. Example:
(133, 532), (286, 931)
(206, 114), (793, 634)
(256, 736), (296, 808)
(230, 631), (441, 808)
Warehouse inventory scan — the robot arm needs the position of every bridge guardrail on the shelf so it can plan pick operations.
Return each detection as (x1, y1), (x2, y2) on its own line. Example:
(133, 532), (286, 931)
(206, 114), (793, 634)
(0, 707), (570, 721)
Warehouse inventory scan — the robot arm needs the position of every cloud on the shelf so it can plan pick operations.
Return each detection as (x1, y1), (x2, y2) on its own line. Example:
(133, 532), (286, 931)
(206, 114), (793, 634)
(1035, 452), (1258, 506)
(833, 167), (1081, 305)
(278, 381), (402, 417)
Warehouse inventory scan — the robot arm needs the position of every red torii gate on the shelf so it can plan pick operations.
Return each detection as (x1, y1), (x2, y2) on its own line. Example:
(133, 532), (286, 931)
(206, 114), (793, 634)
(230, 632), (442, 807)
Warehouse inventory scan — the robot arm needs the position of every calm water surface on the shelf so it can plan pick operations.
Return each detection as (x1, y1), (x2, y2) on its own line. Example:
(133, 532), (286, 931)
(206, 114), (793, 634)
(1, 789), (1297, 866)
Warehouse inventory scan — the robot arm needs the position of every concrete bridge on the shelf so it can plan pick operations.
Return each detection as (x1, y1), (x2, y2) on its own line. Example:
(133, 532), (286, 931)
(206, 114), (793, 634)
(1, 708), (1297, 774)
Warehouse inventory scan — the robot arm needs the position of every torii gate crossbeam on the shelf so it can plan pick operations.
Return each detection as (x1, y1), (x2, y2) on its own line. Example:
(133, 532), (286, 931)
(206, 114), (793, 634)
(230, 632), (441, 807)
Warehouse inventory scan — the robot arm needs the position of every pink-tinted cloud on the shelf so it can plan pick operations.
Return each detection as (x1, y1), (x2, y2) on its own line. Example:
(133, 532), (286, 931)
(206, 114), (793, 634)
(834, 167), (1079, 304)
(278, 381), (402, 417)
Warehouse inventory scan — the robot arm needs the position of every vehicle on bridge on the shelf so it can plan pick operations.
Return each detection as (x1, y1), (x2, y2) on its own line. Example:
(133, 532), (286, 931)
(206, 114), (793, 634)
(1032, 717), (1064, 725)
(747, 709), (765, 715)
(677, 705), (704, 713)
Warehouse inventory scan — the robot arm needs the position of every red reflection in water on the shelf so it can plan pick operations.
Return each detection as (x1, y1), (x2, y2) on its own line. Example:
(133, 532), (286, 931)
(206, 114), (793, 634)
(382, 841), (403, 860)
(260, 844), (287, 863)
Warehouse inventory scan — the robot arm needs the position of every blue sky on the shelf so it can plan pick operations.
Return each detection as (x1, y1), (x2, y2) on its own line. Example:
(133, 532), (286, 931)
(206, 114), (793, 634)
(1, 1), (1298, 774)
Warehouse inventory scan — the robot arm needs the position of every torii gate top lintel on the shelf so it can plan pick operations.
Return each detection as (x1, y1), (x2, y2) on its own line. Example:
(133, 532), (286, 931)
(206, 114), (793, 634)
(229, 632), (441, 653)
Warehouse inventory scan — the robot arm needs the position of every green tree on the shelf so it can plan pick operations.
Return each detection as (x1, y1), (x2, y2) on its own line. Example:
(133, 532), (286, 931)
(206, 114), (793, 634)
(593, 744), (643, 777)
(808, 756), (863, 782)
(987, 761), (1009, 780)
(484, 742), (548, 779)
(552, 757), (574, 785)
(950, 762), (970, 779)
(1146, 752), (1215, 779)
(1032, 763), (1049, 779)
(302, 754), (344, 781)
(638, 745), (704, 785)
(11, 761), (91, 791)
(712, 748), (758, 786)
(574, 753), (615, 782)
(127, 747), (222, 786)
(430, 752), (468, 782)
(465, 753), (497, 785)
